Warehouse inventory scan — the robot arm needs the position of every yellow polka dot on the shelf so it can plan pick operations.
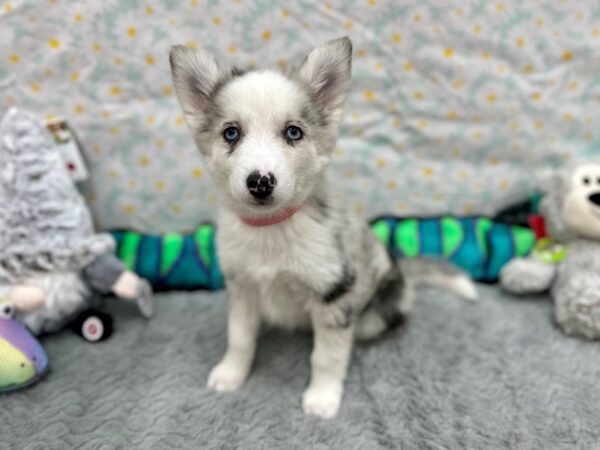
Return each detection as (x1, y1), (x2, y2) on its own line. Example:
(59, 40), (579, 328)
(123, 204), (136, 215)
(162, 85), (173, 96)
(212, 16), (222, 25)
(74, 13), (83, 22)
(192, 168), (203, 178)
(102, 110), (111, 119)
(227, 46), (237, 54)
(168, 18), (176, 26)
(281, 9), (290, 17)
(208, 194), (218, 205)
(128, 179), (137, 189)
(481, 51), (491, 60)
(443, 48), (454, 58)
(48, 38), (61, 49)
(355, 204), (365, 215)
(509, 121), (519, 130)
(108, 126), (119, 135)
(171, 204), (182, 214)
(175, 115), (185, 125)
(473, 24), (482, 33)
(376, 158), (387, 168)
(418, 119), (427, 129)
(452, 79), (464, 89)
(531, 92), (541, 101)
(422, 167), (434, 177)
(92, 42), (102, 52)
(108, 169), (119, 178)
(523, 64), (534, 74)
(593, 29), (600, 38)
(563, 112), (573, 121)
(486, 93), (497, 103)
(127, 27), (137, 37)
(324, 2), (333, 9)
(334, 148), (344, 157)
(374, 63), (383, 71)
(535, 120), (544, 129)
(386, 181), (397, 190)
(145, 55), (155, 65)
(139, 156), (150, 167)
(515, 37), (525, 48)
(562, 51), (573, 61)
(447, 111), (458, 120)
(535, 18), (544, 27)
(262, 30), (271, 41)
(191, 0), (199, 5)
(344, 20), (353, 30)
(452, 148), (461, 158)
(363, 90), (376, 101)
(155, 139), (165, 149)
(30, 83), (41, 93)
(9, 53), (19, 63)
(70, 72), (80, 81)
(463, 204), (475, 214)
(413, 14), (422, 22)
(356, 49), (366, 58)
(276, 59), (287, 70)
(413, 91), (424, 100)
(368, 0), (376, 5)
(145, 5), (154, 14)
(395, 203), (406, 213)
(345, 169), (356, 179)
(74, 104), (85, 114)
(114, 56), (123, 65)
(156, 180), (166, 190)
(403, 61), (413, 72)
(568, 81), (578, 90)
(391, 33), (402, 44)
(473, 131), (484, 140)
(145, 115), (156, 125)
(495, 2), (506, 11)
(92, 145), (102, 156)
(185, 40), (198, 49)
(455, 7), (464, 15)
(4, 2), (12, 12)
(110, 86), (122, 96)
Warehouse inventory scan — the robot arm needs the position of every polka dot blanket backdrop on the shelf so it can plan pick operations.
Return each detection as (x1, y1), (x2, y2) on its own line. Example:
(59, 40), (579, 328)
(1, 0), (599, 233)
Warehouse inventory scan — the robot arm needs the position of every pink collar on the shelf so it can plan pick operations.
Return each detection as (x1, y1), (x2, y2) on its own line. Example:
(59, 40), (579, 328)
(240, 205), (302, 227)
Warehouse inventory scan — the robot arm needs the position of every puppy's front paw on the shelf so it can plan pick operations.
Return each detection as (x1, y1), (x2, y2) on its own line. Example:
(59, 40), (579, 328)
(302, 384), (342, 419)
(207, 360), (247, 392)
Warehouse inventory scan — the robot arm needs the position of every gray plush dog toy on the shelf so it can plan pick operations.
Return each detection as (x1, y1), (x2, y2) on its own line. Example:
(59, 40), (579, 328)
(500, 161), (600, 339)
(0, 108), (153, 335)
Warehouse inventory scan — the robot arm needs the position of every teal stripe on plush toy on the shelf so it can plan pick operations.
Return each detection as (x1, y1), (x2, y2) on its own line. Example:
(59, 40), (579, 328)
(111, 216), (536, 289)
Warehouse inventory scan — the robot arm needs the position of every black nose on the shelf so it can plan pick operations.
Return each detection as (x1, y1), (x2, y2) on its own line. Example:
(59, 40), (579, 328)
(589, 193), (600, 206)
(246, 171), (277, 199)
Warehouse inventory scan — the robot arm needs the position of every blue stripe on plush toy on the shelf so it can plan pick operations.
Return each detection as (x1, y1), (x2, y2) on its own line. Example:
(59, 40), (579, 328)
(110, 216), (536, 289)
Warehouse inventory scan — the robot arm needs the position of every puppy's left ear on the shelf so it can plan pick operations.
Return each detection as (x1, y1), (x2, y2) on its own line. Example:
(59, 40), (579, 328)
(297, 37), (352, 123)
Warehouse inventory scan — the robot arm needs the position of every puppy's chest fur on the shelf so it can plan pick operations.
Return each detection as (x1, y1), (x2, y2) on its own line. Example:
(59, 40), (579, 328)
(217, 204), (391, 329)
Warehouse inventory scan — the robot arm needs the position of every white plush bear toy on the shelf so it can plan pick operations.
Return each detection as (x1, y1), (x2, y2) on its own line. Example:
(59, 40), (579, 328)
(501, 161), (600, 339)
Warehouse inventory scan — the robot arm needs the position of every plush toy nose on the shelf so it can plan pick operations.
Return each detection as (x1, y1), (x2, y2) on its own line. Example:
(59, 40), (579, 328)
(246, 170), (277, 199)
(589, 193), (600, 206)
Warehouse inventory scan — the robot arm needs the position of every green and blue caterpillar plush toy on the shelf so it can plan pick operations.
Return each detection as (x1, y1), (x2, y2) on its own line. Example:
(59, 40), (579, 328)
(111, 214), (537, 291)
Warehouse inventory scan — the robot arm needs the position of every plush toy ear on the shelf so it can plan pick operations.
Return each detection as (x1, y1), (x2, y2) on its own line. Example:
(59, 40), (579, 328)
(296, 37), (352, 123)
(169, 46), (226, 129)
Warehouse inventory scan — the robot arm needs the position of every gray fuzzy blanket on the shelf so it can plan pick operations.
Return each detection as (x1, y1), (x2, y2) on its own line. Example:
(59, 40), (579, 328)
(2, 286), (600, 449)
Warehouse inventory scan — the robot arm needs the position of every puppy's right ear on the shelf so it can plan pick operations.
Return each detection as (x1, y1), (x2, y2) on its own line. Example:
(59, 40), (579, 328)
(169, 45), (225, 129)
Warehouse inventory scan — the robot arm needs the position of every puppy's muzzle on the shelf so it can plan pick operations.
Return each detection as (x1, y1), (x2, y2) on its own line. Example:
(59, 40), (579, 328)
(247, 170), (277, 200)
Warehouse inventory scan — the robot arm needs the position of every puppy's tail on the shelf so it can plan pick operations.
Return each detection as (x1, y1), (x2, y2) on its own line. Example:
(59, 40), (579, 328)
(397, 257), (478, 302)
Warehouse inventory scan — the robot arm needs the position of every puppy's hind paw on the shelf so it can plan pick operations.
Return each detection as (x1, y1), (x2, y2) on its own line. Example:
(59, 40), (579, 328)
(302, 384), (342, 419)
(207, 361), (247, 392)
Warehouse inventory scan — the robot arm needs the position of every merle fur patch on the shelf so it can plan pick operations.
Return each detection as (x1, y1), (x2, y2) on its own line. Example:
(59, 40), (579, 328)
(323, 265), (356, 303)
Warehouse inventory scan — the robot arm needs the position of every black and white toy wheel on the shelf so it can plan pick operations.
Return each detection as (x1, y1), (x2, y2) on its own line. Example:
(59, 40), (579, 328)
(81, 316), (104, 342)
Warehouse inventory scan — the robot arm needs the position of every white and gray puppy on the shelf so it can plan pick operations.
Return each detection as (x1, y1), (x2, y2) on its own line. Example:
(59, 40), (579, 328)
(170, 37), (476, 419)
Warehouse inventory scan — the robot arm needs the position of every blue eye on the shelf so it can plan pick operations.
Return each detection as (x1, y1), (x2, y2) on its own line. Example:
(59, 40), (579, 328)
(285, 126), (303, 142)
(223, 127), (240, 143)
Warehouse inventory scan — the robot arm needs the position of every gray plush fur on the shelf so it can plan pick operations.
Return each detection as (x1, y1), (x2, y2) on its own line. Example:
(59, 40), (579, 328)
(0, 108), (116, 334)
(501, 161), (600, 339)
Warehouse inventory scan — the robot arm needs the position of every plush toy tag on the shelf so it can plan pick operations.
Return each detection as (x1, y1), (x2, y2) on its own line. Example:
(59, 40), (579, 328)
(44, 117), (89, 182)
(532, 237), (567, 264)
